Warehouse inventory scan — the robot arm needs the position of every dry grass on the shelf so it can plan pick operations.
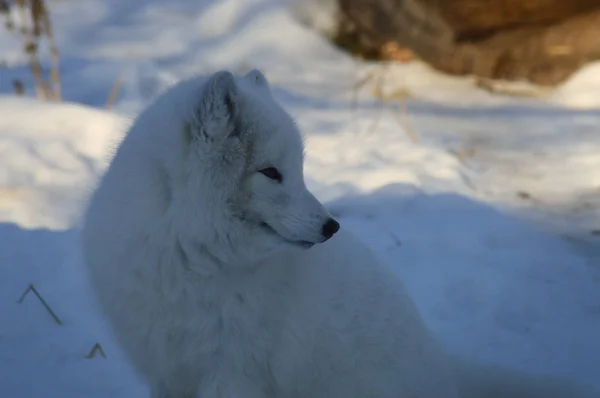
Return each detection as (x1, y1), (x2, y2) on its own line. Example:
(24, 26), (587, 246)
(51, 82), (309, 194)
(17, 283), (63, 325)
(349, 64), (485, 170)
(351, 65), (418, 143)
(105, 72), (124, 109)
(85, 343), (107, 359)
(1, 0), (61, 101)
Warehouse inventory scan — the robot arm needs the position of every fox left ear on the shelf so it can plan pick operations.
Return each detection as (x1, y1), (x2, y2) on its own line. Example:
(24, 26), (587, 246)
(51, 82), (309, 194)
(192, 70), (239, 143)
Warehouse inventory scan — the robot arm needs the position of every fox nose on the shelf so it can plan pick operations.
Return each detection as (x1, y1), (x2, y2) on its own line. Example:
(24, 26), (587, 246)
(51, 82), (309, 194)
(321, 218), (340, 240)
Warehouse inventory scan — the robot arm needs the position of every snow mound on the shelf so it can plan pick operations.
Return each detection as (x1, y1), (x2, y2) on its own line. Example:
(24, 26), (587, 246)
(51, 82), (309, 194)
(0, 96), (128, 229)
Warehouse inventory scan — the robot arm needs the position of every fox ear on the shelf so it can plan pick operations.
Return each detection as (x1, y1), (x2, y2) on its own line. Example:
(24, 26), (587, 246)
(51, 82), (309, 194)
(245, 68), (272, 96)
(245, 68), (268, 87)
(192, 70), (239, 143)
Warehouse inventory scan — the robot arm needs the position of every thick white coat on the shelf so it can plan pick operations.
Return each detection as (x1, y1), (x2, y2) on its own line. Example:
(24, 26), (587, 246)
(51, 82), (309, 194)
(82, 70), (599, 398)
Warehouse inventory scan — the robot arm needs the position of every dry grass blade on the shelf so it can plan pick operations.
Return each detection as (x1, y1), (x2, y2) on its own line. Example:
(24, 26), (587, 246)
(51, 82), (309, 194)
(356, 64), (417, 142)
(351, 69), (374, 135)
(365, 67), (387, 135)
(38, 0), (61, 100)
(86, 343), (107, 359)
(17, 1), (47, 100)
(17, 283), (63, 325)
(449, 140), (478, 165)
(3, 0), (61, 101)
(105, 72), (124, 109)
(392, 101), (419, 143)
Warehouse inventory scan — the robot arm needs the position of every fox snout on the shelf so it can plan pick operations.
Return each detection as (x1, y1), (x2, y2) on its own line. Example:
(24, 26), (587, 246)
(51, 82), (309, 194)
(321, 218), (340, 242)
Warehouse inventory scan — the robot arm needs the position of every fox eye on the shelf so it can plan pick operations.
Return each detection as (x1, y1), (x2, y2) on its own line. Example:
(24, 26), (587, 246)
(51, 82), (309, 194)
(258, 167), (282, 183)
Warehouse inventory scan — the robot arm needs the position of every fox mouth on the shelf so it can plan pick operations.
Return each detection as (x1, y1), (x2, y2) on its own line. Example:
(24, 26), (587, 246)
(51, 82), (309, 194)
(259, 222), (315, 249)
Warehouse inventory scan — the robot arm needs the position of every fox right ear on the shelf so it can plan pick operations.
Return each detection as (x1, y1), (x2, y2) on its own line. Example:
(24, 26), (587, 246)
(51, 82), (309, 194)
(245, 69), (268, 87)
(192, 71), (240, 143)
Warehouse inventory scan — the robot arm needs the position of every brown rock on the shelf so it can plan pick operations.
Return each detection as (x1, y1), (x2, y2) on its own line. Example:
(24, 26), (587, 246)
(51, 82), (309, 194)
(336, 0), (600, 85)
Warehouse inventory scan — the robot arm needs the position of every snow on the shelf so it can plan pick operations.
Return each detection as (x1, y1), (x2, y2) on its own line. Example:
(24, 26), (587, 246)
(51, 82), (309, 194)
(1, 0), (600, 396)
(550, 62), (600, 109)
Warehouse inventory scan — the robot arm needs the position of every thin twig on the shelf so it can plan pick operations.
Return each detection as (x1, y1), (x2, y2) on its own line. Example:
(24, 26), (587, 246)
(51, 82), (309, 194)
(17, 283), (63, 325)
(85, 343), (107, 359)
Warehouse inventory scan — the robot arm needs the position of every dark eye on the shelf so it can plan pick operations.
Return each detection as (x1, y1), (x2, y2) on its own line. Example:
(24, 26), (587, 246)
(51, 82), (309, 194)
(258, 167), (282, 182)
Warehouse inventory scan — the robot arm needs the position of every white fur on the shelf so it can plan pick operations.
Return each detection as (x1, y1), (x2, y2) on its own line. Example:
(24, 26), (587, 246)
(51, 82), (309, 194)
(82, 70), (599, 398)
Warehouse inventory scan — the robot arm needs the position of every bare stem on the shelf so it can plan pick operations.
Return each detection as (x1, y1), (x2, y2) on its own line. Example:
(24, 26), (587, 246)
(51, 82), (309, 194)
(105, 73), (124, 109)
(17, 283), (63, 325)
(85, 343), (107, 359)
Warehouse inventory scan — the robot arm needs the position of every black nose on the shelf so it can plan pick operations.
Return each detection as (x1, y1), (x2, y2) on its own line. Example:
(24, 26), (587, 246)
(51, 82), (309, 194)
(321, 218), (340, 240)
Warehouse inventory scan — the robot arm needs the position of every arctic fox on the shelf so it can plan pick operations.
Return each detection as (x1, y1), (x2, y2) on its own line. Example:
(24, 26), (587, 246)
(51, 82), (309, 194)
(82, 70), (599, 398)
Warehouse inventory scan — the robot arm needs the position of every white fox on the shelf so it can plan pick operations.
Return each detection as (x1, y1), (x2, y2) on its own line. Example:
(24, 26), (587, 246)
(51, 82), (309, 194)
(82, 69), (599, 398)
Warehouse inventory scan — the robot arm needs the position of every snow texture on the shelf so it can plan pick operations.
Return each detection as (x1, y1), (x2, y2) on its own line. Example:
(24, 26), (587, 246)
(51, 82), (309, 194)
(1, 0), (599, 396)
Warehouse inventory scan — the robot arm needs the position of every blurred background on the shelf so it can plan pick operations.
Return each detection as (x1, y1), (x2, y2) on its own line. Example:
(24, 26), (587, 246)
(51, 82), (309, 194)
(0, 1), (599, 397)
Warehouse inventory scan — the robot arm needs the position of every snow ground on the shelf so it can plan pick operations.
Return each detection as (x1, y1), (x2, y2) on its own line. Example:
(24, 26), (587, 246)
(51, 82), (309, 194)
(1, 0), (600, 397)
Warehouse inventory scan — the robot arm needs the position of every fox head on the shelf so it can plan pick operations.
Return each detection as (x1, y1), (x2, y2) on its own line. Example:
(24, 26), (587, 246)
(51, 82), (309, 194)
(129, 70), (340, 268)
